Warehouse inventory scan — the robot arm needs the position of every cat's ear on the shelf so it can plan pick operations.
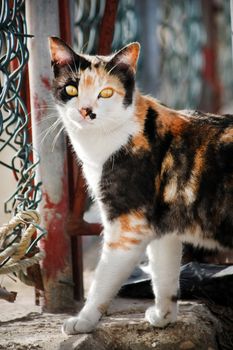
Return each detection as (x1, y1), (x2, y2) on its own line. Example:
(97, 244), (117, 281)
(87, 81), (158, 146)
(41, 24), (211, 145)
(48, 36), (75, 66)
(110, 42), (140, 72)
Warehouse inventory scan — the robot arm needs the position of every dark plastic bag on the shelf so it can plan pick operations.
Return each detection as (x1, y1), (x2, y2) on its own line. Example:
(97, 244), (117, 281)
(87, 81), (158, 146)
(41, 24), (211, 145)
(118, 262), (233, 307)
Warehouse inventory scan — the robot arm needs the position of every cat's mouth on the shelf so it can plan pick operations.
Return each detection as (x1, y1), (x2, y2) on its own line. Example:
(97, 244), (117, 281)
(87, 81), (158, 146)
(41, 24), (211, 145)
(68, 116), (95, 129)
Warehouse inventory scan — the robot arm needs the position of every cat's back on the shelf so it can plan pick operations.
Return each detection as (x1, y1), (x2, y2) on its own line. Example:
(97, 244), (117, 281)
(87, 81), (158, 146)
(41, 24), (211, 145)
(178, 109), (233, 174)
(141, 97), (233, 174)
(141, 98), (233, 248)
(180, 109), (233, 132)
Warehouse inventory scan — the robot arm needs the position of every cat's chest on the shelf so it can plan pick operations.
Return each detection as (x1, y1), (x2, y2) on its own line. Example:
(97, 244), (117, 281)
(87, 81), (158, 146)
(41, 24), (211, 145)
(82, 163), (103, 197)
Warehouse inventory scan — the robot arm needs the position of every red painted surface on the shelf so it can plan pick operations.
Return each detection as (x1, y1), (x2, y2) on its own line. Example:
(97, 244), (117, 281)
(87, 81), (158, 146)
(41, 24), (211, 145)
(59, 0), (72, 44)
(203, 47), (215, 85)
(33, 93), (48, 123)
(98, 0), (119, 55)
(40, 75), (52, 90)
(202, 46), (221, 112)
(41, 160), (69, 279)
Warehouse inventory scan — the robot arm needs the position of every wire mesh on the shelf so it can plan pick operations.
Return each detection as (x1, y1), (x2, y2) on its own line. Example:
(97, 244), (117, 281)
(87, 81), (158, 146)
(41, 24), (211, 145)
(0, 0), (42, 214)
(112, 0), (138, 50)
(73, 0), (106, 53)
(0, 0), (45, 283)
(156, 0), (206, 109)
(73, 0), (137, 53)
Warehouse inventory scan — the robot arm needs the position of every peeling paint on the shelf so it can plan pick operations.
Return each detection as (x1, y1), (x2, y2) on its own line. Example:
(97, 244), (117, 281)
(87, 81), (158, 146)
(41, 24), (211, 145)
(40, 160), (69, 279)
(40, 75), (52, 90)
(33, 93), (48, 123)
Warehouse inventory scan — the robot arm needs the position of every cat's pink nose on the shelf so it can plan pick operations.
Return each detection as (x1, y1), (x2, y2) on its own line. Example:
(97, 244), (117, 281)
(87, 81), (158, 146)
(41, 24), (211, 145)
(79, 107), (92, 119)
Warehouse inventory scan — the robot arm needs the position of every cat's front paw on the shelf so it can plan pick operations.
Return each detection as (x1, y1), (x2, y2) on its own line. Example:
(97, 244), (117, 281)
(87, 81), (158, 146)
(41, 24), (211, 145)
(145, 305), (177, 328)
(62, 315), (97, 335)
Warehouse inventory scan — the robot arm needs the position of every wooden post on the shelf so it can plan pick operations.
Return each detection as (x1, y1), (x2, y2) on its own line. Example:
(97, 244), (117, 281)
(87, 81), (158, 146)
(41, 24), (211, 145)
(58, 0), (85, 302)
(200, 0), (221, 113)
(231, 0), (233, 66)
(26, 0), (75, 312)
(98, 0), (119, 55)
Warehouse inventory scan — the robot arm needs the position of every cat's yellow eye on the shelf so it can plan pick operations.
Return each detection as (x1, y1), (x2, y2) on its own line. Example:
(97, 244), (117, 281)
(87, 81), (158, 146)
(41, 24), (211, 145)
(99, 88), (114, 99)
(65, 85), (78, 97)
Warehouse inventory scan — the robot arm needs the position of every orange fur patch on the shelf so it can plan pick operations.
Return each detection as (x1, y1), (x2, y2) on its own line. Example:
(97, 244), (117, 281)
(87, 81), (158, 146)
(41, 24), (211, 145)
(127, 43), (140, 70)
(84, 75), (94, 88)
(161, 152), (174, 176)
(131, 133), (150, 152)
(107, 211), (149, 250)
(158, 111), (188, 137)
(155, 175), (160, 194)
(134, 94), (150, 127)
(220, 128), (233, 143)
(108, 236), (142, 250)
(119, 211), (147, 233)
(78, 65), (125, 97)
(133, 210), (145, 220)
(183, 144), (206, 204)
(119, 214), (132, 232)
(193, 145), (206, 175)
(134, 95), (189, 149)
(146, 98), (189, 138)
(164, 176), (178, 203)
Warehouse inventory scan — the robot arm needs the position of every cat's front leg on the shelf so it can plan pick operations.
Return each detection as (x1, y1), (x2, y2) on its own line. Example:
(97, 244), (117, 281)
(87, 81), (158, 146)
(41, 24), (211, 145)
(62, 224), (150, 335)
(145, 234), (182, 328)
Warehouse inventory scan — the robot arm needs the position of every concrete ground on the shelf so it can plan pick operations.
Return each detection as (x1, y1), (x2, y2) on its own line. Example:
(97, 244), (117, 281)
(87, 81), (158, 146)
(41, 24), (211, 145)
(0, 241), (228, 349)
(0, 283), (221, 350)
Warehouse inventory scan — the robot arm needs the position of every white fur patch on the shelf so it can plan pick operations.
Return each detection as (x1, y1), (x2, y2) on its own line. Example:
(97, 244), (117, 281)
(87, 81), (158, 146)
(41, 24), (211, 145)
(164, 176), (178, 202)
(180, 226), (224, 250)
(57, 92), (139, 199)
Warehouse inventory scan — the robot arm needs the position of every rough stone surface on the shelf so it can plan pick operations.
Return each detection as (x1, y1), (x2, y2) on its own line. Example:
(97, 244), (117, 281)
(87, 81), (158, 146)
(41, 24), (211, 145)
(0, 299), (222, 350)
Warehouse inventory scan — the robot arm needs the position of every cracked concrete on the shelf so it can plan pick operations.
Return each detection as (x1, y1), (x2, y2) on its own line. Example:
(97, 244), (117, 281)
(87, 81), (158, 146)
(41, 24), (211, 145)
(0, 297), (220, 350)
(0, 264), (226, 350)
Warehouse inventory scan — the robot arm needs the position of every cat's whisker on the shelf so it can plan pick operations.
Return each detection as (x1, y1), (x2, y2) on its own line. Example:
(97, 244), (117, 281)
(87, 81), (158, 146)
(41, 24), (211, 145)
(28, 115), (59, 131)
(67, 62), (78, 80)
(106, 61), (122, 75)
(77, 51), (82, 74)
(39, 118), (63, 145)
(80, 41), (89, 55)
(51, 125), (65, 152)
(38, 115), (62, 128)
(23, 106), (57, 123)
(42, 123), (62, 139)
(98, 121), (110, 135)
(28, 114), (62, 132)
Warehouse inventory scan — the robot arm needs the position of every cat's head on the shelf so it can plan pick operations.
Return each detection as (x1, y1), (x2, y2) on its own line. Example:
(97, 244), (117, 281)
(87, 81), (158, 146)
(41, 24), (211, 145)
(49, 37), (140, 132)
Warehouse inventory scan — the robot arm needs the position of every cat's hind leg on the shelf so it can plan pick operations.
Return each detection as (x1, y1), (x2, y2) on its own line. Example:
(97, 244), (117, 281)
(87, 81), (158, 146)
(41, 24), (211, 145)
(146, 234), (182, 328)
(62, 215), (152, 335)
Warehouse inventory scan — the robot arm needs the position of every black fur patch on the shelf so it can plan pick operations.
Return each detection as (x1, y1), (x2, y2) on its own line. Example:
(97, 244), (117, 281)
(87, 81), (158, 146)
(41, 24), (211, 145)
(53, 77), (79, 103)
(52, 55), (91, 103)
(144, 107), (157, 143)
(79, 56), (92, 70)
(171, 294), (179, 303)
(105, 62), (135, 107)
(100, 147), (155, 221)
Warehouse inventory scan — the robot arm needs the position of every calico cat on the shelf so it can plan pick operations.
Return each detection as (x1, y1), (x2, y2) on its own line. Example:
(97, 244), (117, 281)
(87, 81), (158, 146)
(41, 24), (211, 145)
(49, 37), (233, 335)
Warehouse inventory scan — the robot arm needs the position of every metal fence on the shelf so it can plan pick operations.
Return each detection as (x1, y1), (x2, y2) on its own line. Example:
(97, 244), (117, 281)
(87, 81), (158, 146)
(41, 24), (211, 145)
(0, 0), (45, 300)
(73, 0), (138, 54)
(0, 0), (42, 214)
